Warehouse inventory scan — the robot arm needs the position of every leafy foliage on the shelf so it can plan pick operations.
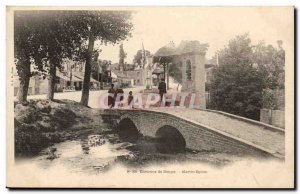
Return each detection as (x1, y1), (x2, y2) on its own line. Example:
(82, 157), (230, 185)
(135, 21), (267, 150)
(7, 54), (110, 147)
(210, 64), (264, 120)
(14, 11), (47, 83)
(133, 49), (151, 66)
(253, 41), (285, 89)
(168, 61), (182, 84)
(14, 11), (86, 101)
(119, 44), (127, 70)
(210, 34), (285, 120)
(67, 11), (133, 106)
(14, 10), (133, 104)
(218, 34), (253, 66)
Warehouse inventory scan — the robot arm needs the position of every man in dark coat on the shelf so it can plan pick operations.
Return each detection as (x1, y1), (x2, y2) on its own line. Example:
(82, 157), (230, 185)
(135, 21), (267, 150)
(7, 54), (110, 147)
(158, 78), (167, 101)
(108, 84), (115, 108)
(114, 85), (124, 107)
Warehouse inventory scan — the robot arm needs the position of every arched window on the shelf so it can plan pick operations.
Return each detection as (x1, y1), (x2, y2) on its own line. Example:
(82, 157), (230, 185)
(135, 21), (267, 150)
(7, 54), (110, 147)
(186, 60), (192, 81)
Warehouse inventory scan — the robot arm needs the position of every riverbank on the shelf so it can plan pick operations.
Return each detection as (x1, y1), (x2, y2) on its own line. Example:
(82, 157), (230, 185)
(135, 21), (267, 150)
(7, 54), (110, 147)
(14, 99), (265, 169)
(14, 99), (107, 156)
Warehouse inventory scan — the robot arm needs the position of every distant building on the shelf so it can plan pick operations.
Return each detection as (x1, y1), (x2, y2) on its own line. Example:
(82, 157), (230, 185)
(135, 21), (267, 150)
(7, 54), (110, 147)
(13, 59), (99, 96)
(111, 70), (134, 87)
(113, 41), (156, 88)
(112, 55), (154, 87)
(13, 73), (48, 96)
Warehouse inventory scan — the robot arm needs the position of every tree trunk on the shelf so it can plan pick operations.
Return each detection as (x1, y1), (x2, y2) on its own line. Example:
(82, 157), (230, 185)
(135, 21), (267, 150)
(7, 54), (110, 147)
(47, 63), (56, 100)
(80, 34), (95, 106)
(17, 75), (30, 103)
(17, 62), (31, 103)
(100, 73), (104, 89)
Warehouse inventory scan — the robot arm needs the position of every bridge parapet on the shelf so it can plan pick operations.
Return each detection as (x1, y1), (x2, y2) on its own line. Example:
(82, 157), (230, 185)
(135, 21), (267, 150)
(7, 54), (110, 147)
(100, 108), (284, 159)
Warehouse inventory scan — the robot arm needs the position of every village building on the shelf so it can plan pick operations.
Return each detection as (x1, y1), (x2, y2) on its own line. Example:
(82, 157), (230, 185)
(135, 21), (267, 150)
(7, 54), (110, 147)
(111, 47), (155, 88)
(13, 60), (99, 96)
(155, 40), (210, 109)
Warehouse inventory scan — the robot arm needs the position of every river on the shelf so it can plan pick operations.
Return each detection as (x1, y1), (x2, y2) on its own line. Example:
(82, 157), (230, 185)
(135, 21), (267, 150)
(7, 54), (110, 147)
(16, 131), (247, 175)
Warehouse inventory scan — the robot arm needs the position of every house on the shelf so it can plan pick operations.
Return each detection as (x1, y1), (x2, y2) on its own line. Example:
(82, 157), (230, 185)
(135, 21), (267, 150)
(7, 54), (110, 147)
(13, 59), (100, 96)
(13, 73), (48, 96)
(112, 55), (155, 88)
(111, 70), (134, 87)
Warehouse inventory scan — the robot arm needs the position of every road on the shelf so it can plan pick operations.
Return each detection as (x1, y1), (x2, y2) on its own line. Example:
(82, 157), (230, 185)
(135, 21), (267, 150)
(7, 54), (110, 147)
(25, 86), (144, 108)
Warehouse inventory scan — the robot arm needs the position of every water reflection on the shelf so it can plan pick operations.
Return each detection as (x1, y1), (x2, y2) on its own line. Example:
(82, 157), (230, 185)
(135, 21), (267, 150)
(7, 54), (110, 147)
(23, 132), (243, 174)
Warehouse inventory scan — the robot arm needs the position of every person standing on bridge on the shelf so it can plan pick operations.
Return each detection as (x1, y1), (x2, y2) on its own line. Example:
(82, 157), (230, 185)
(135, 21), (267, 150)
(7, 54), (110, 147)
(108, 84), (116, 108)
(127, 91), (134, 109)
(114, 83), (124, 107)
(158, 78), (167, 102)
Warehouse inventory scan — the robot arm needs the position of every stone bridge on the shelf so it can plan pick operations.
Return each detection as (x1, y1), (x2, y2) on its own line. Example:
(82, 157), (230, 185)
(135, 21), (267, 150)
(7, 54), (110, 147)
(100, 108), (285, 159)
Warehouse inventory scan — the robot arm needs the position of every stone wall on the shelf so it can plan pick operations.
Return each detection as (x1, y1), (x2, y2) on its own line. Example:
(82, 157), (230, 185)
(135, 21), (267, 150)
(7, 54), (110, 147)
(260, 109), (285, 128)
(177, 52), (206, 109)
(105, 110), (276, 158)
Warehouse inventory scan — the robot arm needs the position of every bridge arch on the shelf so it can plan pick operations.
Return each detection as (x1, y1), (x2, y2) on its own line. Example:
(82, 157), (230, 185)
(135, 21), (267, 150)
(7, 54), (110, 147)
(117, 118), (140, 142)
(155, 125), (186, 153)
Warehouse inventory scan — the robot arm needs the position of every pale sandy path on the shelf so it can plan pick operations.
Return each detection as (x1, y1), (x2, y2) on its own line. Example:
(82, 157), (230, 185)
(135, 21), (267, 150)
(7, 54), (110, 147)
(23, 86), (144, 109)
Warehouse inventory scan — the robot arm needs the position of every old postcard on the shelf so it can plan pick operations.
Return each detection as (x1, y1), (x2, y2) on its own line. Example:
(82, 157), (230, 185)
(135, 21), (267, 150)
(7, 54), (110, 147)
(6, 6), (294, 188)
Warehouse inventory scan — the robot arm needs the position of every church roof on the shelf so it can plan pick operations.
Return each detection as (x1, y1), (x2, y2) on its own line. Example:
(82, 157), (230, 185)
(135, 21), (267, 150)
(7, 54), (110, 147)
(154, 45), (177, 57)
(155, 40), (209, 57)
(176, 41), (208, 55)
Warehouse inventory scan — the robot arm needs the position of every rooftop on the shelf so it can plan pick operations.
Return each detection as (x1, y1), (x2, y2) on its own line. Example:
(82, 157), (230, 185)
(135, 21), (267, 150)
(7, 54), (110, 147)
(155, 40), (209, 57)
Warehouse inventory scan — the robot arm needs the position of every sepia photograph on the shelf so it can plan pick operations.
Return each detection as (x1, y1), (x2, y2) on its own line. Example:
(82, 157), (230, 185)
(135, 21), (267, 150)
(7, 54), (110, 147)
(6, 6), (295, 188)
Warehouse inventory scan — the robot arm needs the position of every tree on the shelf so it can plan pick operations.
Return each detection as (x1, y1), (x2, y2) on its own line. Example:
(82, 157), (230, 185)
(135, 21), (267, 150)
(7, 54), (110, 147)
(210, 34), (263, 120)
(153, 56), (174, 90)
(92, 59), (111, 89)
(15, 11), (84, 102)
(38, 11), (83, 100)
(119, 44), (127, 71)
(69, 11), (133, 106)
(14, 11), (47, 103)
(168, 61), (182, 84)
(210, 63), (264, 120)
(133, 49), (151, 67)
(210, 34), (285, 120)
(218, 33), (253, 66)
(253, 41), (285, 89)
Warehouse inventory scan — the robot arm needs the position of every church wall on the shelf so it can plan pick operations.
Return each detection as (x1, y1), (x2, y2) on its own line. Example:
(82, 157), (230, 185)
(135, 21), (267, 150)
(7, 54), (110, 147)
(175, 52), (206, 109)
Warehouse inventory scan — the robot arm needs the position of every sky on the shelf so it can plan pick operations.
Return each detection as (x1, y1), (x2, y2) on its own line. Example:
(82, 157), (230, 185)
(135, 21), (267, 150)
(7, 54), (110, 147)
(96, 7), (293, 64)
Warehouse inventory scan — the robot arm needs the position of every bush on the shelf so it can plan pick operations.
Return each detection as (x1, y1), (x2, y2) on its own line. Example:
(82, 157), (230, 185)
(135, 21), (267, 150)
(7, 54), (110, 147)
(210, 64), (263, 120)
(14, 100), (77, 156)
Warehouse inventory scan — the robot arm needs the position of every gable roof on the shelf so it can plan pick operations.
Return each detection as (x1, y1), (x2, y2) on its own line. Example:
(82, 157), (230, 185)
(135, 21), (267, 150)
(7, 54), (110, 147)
(176, 41), (208, 55)
(155, 40), (209, 57)
(154, 45), (177, 57)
